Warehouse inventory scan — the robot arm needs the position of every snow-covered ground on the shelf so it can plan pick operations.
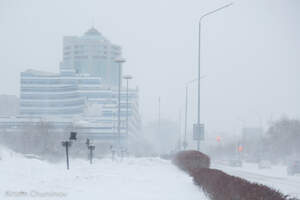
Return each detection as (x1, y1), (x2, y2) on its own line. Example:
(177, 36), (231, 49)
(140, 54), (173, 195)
(0, 149), (207, 200)
(213, 162), (300, 199)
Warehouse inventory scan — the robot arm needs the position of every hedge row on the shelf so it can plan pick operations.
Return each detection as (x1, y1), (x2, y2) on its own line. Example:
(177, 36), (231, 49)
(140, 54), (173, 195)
(173, 150), (298, 200)
(172, 150), (210, 171)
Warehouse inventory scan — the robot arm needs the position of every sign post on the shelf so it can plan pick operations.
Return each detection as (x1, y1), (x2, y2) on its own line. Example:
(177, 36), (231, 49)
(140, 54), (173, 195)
(193, 123), (204, 140)
(193, 123), (204, 151)
(61, 132), (77, 170)
(88, 145), (96, 164)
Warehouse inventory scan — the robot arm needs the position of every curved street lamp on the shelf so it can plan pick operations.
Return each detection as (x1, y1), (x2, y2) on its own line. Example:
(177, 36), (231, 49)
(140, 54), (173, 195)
(196, 2), (233, 151)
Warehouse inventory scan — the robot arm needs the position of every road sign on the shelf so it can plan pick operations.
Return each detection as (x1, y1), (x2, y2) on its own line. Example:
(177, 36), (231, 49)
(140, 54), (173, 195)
(193, 123), (204, 140)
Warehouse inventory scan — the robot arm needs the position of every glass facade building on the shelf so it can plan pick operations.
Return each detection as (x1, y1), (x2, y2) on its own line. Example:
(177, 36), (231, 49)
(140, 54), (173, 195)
(16, 69), (141, 145)
(60, 27), (121, 86)
(0, 28), (140, 148)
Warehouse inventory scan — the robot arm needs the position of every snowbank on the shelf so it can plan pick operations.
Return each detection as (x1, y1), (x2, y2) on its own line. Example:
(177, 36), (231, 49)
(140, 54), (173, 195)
(0, 147), (208, 200)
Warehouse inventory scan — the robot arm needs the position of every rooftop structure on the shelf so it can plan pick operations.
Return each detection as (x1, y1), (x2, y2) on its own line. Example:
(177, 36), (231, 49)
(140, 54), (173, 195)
(60, 27), (121, 86)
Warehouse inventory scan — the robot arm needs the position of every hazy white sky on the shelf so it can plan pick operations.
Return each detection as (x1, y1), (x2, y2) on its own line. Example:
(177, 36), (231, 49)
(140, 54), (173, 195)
(0, 0), (299, 134)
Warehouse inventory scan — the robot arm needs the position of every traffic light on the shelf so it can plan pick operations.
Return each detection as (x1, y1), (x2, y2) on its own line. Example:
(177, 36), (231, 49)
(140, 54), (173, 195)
(238, 145), (243, 152)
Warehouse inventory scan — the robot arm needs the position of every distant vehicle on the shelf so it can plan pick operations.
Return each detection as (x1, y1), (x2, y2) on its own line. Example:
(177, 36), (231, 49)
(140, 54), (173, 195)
(24, 154), (41, 160)
(229, 159), (242, 167)
(258, 160), (271, 169)
(160, 154), (174, 160)
(287, 160), (300, 176)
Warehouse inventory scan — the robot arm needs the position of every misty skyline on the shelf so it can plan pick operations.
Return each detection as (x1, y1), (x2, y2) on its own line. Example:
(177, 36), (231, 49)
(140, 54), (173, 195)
(0, 0), (299, 134)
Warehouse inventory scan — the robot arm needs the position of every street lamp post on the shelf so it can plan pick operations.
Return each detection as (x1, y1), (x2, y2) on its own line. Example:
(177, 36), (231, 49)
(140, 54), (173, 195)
(196, 2), (233, 151)
(184, 78), (204, 150)
(158, 97), (161, 135)
(85, 138), (90, 147)
(183, 86), (188, 150)
(62, 141), (71, 170)
(112, 112), (116, 145)
(85, 138), (95, 164)
(178, 110), (182, 151)
(115, 57), (126, 150)
(88, 145), (96, 164)
(85, 138), (90, 161)
(123, 75), (133, 137)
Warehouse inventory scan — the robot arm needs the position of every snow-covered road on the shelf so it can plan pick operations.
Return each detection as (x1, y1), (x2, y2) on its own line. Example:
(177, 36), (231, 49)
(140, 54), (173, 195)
(0, 150), (207, 200)
(213, 162), (300, 199)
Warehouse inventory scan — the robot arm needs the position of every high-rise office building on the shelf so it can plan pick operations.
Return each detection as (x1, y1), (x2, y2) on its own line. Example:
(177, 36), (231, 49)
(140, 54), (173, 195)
(60, 27), (121, 86)
(0, 28), (140, 148)
(17, 68), (141, 145)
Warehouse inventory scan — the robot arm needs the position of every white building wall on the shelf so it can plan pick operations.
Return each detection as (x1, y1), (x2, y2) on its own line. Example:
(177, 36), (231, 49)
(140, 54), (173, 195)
(60, 27), (121, 86)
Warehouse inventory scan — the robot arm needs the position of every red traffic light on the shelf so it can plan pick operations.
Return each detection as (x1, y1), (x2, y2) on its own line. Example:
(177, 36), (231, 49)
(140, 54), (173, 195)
(238, 145), (243, 152)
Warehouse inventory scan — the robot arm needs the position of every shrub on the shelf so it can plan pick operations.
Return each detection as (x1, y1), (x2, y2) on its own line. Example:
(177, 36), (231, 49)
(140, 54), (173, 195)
(192, 168), (289, 200)
(172, 150), (210, 172)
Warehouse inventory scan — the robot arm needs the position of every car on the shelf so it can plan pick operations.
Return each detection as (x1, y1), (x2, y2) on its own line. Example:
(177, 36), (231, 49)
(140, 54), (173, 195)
(229, 159), (243, 167)
(24, 154), (41, 160)
(287, 160), (300, 176)
(258, 160), (271, 169)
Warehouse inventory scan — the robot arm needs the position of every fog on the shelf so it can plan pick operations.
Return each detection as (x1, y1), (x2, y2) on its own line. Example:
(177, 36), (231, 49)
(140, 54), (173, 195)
(0, 0), (299, 137)
(1, 2), (300, 200)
